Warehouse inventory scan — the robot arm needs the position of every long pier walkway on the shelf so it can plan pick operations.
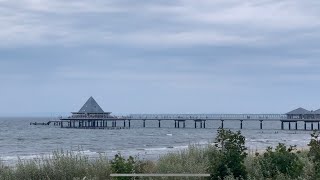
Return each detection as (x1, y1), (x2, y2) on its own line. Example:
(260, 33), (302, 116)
(124, 114), (283, 129)
(28, 114), (320, 131)
(125, 114), (320, 130)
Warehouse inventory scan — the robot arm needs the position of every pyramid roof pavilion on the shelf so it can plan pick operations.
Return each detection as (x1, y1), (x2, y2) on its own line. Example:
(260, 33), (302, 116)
(78, 96), (105, 114)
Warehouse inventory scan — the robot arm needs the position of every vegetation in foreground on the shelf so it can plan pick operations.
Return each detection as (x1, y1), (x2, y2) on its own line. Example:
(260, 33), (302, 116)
(1, 129), (320, 180)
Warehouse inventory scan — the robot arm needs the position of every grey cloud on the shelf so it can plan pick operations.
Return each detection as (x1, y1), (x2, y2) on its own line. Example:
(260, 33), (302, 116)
(0, 0), (318, 48)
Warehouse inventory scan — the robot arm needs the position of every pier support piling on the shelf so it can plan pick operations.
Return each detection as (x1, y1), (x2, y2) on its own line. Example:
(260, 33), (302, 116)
(158, 120), (161, 128)
(296, 122), (298, 130)
(221, 120), (224, 129)
(289, 122), (291, 130)
(204, 121), (206, 129)
(143, 120), (146, 128)
(311, 123), (314, 130)
(281, 121), (284, 130)
(260, 120), (263, 130)
(240, 120), (243, 129)
(304, 122), (307, 130)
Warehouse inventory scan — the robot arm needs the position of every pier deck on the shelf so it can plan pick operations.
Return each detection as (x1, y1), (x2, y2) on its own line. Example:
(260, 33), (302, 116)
(29, 97), (320, 131)
(31, 114), (320, 131)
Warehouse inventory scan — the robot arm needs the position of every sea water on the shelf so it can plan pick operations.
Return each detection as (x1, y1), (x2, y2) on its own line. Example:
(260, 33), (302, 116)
(0, 117), (313, 165)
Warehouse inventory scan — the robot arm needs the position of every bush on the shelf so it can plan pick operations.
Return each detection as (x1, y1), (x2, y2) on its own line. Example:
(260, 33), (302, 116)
(110, 153), (136, 180)
(258, 143), (303, 179)
(308, 131), (320, 179)
(208, 128), (248, 180)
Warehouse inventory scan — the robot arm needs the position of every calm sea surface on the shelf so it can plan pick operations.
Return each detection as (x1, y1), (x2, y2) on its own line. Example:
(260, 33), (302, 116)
(0, 117), (314, 165)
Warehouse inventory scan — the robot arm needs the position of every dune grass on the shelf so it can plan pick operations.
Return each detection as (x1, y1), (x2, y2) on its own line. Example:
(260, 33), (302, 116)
(1, 131), (319, 180)
(0, 145), (314, 180)
(0, 150), (112, 180)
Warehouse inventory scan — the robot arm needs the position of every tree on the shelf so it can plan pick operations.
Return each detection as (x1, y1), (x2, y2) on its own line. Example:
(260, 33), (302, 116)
(258, 143), (303, 179)
(208, 128), (248, 180)
(110, 153), (135, 180)
(308, 131), (320, 178)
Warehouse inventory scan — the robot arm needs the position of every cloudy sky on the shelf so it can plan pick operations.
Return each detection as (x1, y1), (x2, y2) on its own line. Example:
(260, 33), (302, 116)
(0, 0), (320, 116)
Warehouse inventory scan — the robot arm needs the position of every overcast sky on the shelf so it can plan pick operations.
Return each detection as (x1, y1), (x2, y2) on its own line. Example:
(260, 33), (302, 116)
(0, 0), (320, 116)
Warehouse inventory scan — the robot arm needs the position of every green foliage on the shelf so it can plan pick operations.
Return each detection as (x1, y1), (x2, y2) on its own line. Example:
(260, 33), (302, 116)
(296, 151), (314, 180)
(1, 150), (111, 180)
(110, 153), (136, 180)
(308, 131), (320, 178)
(208, 128), (248, 180)
(258, 143), (303, 179)
(157, 144), (210, 174)
(3, 132), (320, 180)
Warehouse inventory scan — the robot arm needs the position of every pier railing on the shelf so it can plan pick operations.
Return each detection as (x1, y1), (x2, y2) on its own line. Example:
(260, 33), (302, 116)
(125, 114), (287, 120)
(31, 113), (320, 131)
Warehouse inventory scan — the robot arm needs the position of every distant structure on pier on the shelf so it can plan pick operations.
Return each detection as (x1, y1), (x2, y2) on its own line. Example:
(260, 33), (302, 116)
(59, 96), (125, 129)
(281, 107), (320, 131)
(71, 96), (113, 119)
(32, 98), (320, 131)
(286, 107), (320, 119)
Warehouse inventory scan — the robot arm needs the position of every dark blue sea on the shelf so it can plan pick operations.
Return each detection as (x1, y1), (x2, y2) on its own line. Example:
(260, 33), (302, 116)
(0, 117), (313, 165)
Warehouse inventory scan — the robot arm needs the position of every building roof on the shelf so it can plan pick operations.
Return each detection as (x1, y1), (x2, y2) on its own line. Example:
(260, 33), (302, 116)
(78, 96), (104, 113)
(313, 109), (320, 114)
(286, 107), (311, 115)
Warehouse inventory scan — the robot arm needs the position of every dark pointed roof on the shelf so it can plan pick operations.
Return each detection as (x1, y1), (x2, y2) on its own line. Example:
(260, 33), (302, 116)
(313, 109), (320, 114)
(286, 107), (311, 115)
(79, 97), (104, 113)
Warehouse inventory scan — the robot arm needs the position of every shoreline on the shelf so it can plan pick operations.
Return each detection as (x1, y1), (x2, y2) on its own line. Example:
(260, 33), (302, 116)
(0, 136), (313, 166)
(0, 129), (318, 180)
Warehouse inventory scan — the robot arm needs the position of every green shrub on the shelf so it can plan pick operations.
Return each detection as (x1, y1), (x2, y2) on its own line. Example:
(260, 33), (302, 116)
(208, 128), (248, 180)
(296, 151), (314, 180)
(110, 153), (136, 180)
(258, 143), (303, 179)
(308, 131), (320, 179)
(244, 154), (264, 179)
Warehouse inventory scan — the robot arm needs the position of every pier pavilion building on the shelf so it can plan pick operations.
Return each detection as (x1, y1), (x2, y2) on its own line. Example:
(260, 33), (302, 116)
(59, 97), (125, 129)
(281, 107), (320, 130)
(286, 107), (314, 119)
(313, 109), (320, 119)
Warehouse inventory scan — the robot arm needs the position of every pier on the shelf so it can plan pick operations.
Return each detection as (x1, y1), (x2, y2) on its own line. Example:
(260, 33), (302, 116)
(30, 97), (320, 131)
